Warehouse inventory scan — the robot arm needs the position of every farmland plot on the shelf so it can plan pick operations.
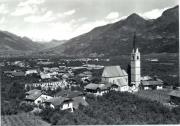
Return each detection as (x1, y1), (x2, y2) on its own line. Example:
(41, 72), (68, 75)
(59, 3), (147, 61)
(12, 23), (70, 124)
(135, 89), (172, 104)
(1, 113), (50, 126)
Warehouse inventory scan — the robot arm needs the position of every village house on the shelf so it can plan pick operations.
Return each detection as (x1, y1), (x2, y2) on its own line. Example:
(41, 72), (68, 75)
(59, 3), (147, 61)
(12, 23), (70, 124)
(24, 89), (52, 105)
(43, 96), (74, 112)
(101, 66), (129, 92)
(169, 89), (180, 105)
(44, 90), (88, 112)
(140, 76), (163, 90)
(12, 61), (26, 67)
(78, 71), (93, 82)
(84, 83), (118, 96)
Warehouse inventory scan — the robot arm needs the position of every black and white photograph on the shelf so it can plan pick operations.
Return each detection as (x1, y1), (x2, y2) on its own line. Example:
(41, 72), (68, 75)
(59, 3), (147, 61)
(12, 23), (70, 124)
(0, 0), (179, 125)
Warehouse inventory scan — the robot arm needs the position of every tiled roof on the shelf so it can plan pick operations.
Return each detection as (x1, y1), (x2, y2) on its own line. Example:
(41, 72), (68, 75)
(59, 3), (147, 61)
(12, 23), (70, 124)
(26, 89), (41, 95)
(11, 71), (25, 76)
(55, 90), (84, 98)
(84, 83), (113, 90)
(44, 96), (71, 106)
(25, 91), (42, 101)
(141, 80), (163, 86)
(84, 83), (100, 90)
(102, 66), (127, 77)
(169, 90), (180, 97)
(116, 78), (128, 86)
(122, 69), (128, 76)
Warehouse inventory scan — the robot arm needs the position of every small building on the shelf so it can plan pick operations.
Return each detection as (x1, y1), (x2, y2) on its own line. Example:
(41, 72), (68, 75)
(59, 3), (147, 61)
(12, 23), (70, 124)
(78, 71), (93, 82)
(44, 90), (88, 112)
(169, 90), (180, 105)
(25, 89), (52, 105)
(84, 83), (118, 96)
(102, 66), (129, 92)
(43, 96), (73, 112)
(140, 77), (163, 90)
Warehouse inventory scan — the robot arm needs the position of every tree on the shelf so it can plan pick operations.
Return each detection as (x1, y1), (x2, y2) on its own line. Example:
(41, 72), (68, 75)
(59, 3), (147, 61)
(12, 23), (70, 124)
(8, 82), (25, 100)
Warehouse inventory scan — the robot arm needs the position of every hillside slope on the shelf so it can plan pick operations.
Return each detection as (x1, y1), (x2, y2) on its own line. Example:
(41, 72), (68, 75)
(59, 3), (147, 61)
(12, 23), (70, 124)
(43, 5), (178, 57)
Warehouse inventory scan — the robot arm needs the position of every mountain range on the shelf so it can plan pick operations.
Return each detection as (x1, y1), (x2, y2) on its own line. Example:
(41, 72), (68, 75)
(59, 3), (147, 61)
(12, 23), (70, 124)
(0, 31), (66, 57)
(0, 5), (178, 57)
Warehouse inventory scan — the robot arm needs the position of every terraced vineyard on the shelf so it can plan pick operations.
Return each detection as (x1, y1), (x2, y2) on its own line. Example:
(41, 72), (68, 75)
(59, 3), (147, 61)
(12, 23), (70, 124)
(1, 113), (50, 126)
(135, 89), (172, 104)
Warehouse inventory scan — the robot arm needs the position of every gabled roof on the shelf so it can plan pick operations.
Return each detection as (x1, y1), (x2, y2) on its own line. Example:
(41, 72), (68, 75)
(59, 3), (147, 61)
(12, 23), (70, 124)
(44, 96), (71, 106)
(102, 66), (127, 78)
(25, 91), (42, 101)
(26, 89), (41, 95)
(122, 69), (128, 76)
(84, 83), (114, 90)
(11, 71), (25, 77)
(55, 90), (84, 98)
(84, 83), (99, 90)
(141, 80), (163, 86)
(116, 78), (128, 86)
(169, 90), (180, 97)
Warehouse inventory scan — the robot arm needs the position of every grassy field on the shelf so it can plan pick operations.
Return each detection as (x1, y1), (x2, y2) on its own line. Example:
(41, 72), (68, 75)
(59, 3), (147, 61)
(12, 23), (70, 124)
(135, 89), (172, 104)
(1, 113), (50, 126)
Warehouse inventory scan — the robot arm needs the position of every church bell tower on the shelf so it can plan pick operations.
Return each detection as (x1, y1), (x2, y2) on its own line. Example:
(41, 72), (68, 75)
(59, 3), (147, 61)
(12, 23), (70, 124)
(130, 33), (141, 91)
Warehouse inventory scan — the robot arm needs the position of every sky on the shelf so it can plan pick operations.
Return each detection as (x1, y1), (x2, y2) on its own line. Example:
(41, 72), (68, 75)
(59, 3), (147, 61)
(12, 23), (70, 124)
(0, 0), (178, 42)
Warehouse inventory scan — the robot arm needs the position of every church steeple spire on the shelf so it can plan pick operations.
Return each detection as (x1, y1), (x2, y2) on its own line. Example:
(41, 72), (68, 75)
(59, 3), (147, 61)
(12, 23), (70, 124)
(133, 32), (136, 50)
(132, 32), (137, 53)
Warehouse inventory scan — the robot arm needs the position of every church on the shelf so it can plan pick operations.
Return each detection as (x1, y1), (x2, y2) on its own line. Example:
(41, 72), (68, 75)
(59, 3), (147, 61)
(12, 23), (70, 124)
(101, 33), (141, 92)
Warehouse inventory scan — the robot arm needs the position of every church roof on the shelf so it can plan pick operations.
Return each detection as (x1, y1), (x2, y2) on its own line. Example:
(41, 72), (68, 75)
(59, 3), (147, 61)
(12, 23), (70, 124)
(117, 78), (128, 86)
(102, 66), (127, 78)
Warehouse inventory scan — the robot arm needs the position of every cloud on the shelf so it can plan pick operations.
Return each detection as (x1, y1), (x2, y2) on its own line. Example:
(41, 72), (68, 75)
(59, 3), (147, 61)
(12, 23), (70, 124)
(58, 9), (76, 18)
(0, 4), (8, 14)
(18, 0), (45, 7)
(11, 5), (38, 16)
(64, 9), (76, 16)
(11, 0), (45, 16)
(24, 11), (56, 23)
(140, 7), (169, 19)
(105, 12), (119, 20)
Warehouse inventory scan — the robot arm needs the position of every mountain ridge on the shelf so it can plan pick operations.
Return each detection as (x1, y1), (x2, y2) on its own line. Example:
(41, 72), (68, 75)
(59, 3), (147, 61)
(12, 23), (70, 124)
(41, 5), (178, 57)
(0, 5), (178, 57)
